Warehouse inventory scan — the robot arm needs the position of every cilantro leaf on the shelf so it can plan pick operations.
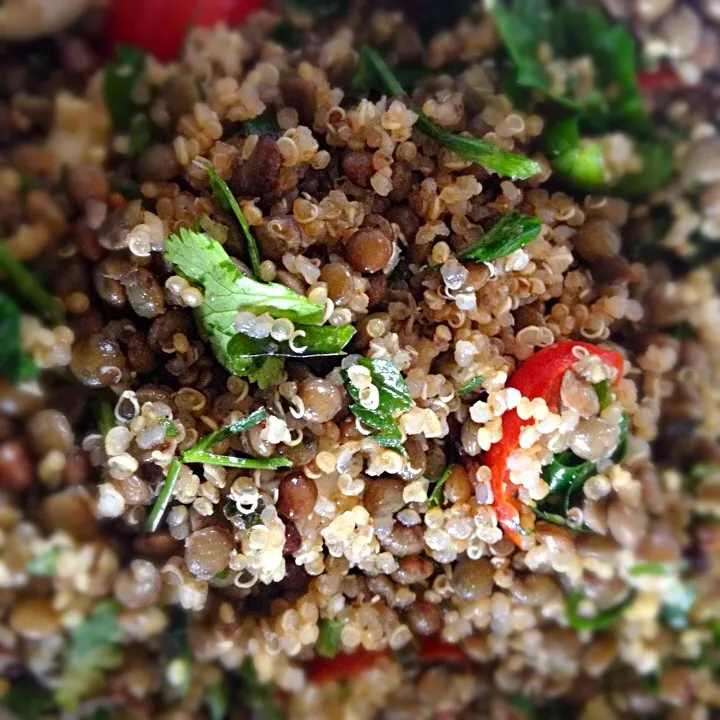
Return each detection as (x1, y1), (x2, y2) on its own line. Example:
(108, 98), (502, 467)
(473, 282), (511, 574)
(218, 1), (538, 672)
(457, 376), (484, 397)
(316, 618), (343, 658)
(342, 359), (412, 457)
(206, 166), (262, 279)
(360, 46), (541, 180)
(566, 590), (635, 631)
(614, 142), (675, 196)
(457, 211), (541, 262)
(163, 228), (324, 379)
(103, 45), (147, 132)
(246, 357), (285, 390)
(228, 325), (355, 360)
(56, 601), (125, 710)
(543, 117), (607, 190)
(159, 418), (180, 439)
(0, 294), (39, 384)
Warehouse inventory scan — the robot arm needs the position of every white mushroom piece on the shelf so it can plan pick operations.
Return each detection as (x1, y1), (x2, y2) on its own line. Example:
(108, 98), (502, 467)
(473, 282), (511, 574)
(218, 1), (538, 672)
(0, 0), (97, 41)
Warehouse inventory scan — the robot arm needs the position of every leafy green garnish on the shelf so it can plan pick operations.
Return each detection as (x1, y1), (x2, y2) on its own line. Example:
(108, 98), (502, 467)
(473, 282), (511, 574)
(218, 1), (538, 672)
(238, 659), (284, 720)
(491, 0), (649, 134)
(206, 681), (229, 720)
(428, 465), (454, 509)
(457, 211), (541, 262)
(146, 408), (290, 532)
(270, 20), (304, 49)
(566, 590), (634, 631)
(242, 109), (282, 137)
(457, 376), (485, 397)
(114, 178), (143, 201)
(159, 418), (180, 439)
(2, 675), (56, 720)
(102, 45), (147, 132)
(128, 114), (152, 157)
(56, 601), (125, 710)
(163, 228), (324, 384)
(613, 142), (675, 197)
(342, 358), (413, 457)
(92, 396), (116, 437)
(206, 166), (262, 279)
(0, 245), (64, 325)
(27, 548), (61, 576)
(316, 618), (343, 658)
(0, 294), (39, 384)
(629, 562), (675, 577)
(360, 46), (541, 180)
(227, 324), (355, 359)
(593, 379), (612, 411)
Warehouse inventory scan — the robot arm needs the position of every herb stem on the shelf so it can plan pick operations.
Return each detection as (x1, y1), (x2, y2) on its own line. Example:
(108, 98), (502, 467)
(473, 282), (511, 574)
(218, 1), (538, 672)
(146, 458), (182, 533)
(206, 166), (262, 280)
(0, 244), (64, 325)
(192, 407), (267, 452)
(181, 450), (291, 469)
(92, 397), (116, 437)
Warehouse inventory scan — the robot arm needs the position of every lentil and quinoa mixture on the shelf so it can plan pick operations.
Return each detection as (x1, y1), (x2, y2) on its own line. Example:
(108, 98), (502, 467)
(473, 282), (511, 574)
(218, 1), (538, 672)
(1, 1), (720, 718)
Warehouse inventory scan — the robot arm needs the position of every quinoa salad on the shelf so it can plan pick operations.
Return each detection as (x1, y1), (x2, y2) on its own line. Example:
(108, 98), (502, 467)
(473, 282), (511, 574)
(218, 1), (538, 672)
(1, 0), (720, 718)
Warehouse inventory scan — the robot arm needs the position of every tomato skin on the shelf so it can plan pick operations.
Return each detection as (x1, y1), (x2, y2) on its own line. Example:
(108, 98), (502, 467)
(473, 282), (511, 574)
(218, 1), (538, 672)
(108, 0), (264, 62)
(305, 649), (392, 684)
(482, 342), (625, 542)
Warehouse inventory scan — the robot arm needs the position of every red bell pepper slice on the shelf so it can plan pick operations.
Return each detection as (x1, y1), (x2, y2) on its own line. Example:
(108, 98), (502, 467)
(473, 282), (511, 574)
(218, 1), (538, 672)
(305, 648), (392, 684)
(481, 342), (625, 543)
(417, 636), (469, 666)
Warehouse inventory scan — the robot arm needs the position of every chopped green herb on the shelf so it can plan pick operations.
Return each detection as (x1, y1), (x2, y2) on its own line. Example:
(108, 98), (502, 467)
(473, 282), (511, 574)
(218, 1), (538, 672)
(2, 675), (56, 720)
(145, 458), (183, 533)
(146, 408), (289, 532)
(660, 583), (696, 629)
(27, 548), (61, 576)
(238, 658), (284, 720)
(629, 562), (676, 577)
(566, 590), (635, 631)
(543, 117), (607, 190)
(270, 19), (304, 49)
(128, 113), (152, 157)
(0, 245), (64, 325)
(428, 466), (454, 509)
(349, 46), (376, 98)
(159, 418), (180, 439)
(180, 450), (292, 470)
(103, 45), (147, 131)
(342, 358), (413, 458)
(360, 47), (541, 180)
(214, 568), (230, 580)
(206, 681), (229, 720)
(508, 693), (537, 720)
(457, 376), (485, 397)
(206, 166), (262, 279)
(242, 108), (282, 137)
(670, 321), (696, 340)
(246, 356), (286, 391)
(19, 173), (39, 193)
(0, 294), (40, 384)
(163, 228), (324, 382)
(316, 618), (343, 658)
(227, 324), (355, 360)
(491, 0), (649, 135)
(113, 178), (143, 200)
(456, 211), (541, 262)
(92, 396), (116, 437)
(56, 601), (125, 710)
(593, 379), (612, 411)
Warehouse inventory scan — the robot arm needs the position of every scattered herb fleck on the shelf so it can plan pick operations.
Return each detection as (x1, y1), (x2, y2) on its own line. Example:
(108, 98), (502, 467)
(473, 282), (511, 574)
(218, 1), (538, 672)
(316, 618), (343, 658)
(566, 590), (635, 631)
(428, 466), (454, 509)
(457, 376), (485, 397)
(456, 211), (541, 262)
(0, 294), (39, 384)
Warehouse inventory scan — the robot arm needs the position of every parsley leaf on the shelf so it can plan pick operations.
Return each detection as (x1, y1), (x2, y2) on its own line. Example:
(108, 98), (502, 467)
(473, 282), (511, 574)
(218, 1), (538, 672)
(163, 228), (324, 380)
(342, 359), (412, 457)
(2, 675), (56, 720)
(56, 601), (125, 710)
(228, 325), (355, 359)
(128, 114), (153, 157)
(0, 294), (39, 384)
(159, 418), (180, 439)
(360, 47), (541, 180)
(457, 376), (484, 397)
(103, 45), (147, 132)
(456, 211), (541, 262)
(428, 465), (454, 509)
(492, 0), (649, 135)
(566, 590), (635, 631)
(316, 618), (343, 658)
(242, 109), (282, 137)
(206, 166), (262, 279)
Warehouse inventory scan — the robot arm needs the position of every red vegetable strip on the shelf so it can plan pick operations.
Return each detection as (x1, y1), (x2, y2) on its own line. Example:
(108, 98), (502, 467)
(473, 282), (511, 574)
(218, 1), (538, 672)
(482, 342), (625, 542)
(417, 636), (468, 665)
(305, 649), (391, 684)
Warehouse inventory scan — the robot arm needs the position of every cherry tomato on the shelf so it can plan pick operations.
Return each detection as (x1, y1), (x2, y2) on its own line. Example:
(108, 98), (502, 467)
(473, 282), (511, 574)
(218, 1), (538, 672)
(108, 0), (264, 62)
(482, 342), (625, 544)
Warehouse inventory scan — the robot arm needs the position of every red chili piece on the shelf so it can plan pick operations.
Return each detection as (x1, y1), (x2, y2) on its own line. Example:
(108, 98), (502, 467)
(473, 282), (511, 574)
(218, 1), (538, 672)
(305, 649), (392, 684)
(481, 342), (625, 545)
